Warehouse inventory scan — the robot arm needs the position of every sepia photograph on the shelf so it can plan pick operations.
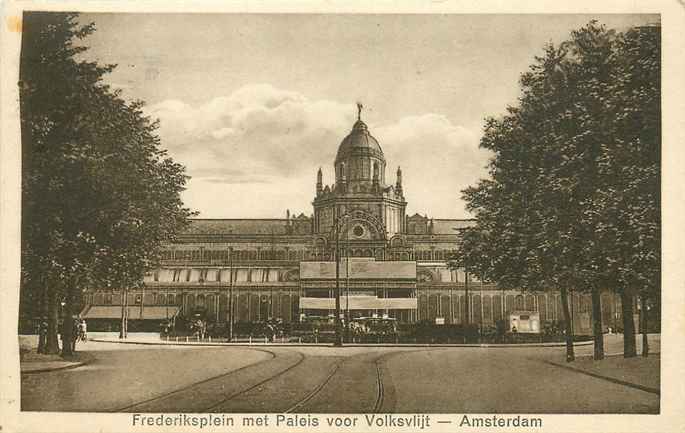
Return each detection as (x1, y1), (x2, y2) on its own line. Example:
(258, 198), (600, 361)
(1, 3), (682, 432)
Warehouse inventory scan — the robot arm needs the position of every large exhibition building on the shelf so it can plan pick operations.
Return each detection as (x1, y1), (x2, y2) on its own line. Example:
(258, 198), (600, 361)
(80, 110), (619, 334)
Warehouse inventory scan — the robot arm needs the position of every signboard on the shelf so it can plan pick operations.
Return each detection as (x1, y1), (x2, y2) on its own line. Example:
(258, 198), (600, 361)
(508, 311), (540, 333)
(299, 296), (417, 310)
(300, 260), (416, 280)
(435, 317), (445, 325)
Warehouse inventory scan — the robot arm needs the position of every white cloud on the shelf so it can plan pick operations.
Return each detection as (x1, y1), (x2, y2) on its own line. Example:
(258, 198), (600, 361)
(145, 84), (491, 218)
(375, 114), (491, 217)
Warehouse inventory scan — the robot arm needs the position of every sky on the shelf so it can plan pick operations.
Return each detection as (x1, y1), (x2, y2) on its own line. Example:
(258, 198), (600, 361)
(78, 13), (657, 219)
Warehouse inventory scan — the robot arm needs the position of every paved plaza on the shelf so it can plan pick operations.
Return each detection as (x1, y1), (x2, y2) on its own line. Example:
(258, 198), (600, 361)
(20, 334), (659, 413)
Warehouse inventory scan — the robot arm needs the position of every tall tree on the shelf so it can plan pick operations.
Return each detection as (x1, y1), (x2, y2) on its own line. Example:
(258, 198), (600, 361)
(20, 12), (195, 355)
(593, 25), (661, 357)
(459, 21), (660, 360)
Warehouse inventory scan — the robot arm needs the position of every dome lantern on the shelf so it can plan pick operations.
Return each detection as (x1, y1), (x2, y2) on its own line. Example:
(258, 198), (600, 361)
(334, 103), (386, 189)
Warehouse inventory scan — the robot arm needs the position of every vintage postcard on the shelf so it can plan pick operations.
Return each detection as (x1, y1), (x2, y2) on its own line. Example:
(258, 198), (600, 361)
(1, 1), (684, 432)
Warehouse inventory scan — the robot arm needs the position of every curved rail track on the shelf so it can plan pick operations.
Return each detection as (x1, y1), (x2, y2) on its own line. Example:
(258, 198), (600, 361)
(114, 346), (444, 413)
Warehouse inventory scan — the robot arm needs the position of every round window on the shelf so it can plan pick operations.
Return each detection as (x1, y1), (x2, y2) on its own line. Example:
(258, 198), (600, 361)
(353, 225), (364, 237)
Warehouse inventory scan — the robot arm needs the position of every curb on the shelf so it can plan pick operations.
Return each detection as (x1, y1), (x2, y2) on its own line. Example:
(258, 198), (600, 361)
(90, 338), (594, 348)
(542, 359), (660, 395)
(20, 353), (95, 375)
(575, 351), (661, 359)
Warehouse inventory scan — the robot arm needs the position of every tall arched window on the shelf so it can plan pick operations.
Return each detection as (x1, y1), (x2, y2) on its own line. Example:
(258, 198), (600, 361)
(515, 295), (524, 310)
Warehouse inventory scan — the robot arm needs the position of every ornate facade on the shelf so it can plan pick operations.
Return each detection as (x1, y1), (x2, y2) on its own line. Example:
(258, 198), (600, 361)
(81, 109), (623, 333)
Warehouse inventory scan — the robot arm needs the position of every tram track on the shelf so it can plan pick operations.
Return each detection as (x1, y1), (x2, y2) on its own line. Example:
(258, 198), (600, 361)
(283, 358), (346, 413)
(115, 346), (444, 414)
(371, 347), (447, 413)
(284, 348), (442, 414)
(201, 351), (307, 412)
(113, 347), (294, 412)
(373, 355), (385, 413)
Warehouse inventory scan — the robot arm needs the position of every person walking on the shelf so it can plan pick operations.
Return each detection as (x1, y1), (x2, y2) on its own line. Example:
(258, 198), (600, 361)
(37, 318), (48, 354)
(79, 319), (88, 342)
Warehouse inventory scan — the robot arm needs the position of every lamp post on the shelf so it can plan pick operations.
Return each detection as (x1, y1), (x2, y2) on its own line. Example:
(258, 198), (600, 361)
(119, 287), (128, 339)
(228, 247), (234, 342)
(453, 226), (470, 343)
(334, 214), (350, 347)
(334, 218), (344, 347)
(334, 221), (343, 347)
(345, 225), (350, 343)
(464, 265), (470, 326)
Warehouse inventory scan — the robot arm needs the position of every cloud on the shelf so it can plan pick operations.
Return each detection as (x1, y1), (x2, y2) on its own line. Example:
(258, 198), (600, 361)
(375, 114), (491, 216)
(145, 84), (491, 218)
(145, 84), (355, 184)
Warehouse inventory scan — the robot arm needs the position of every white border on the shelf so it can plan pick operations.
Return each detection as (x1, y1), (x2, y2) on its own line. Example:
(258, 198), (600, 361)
(1, 1), (683, 432)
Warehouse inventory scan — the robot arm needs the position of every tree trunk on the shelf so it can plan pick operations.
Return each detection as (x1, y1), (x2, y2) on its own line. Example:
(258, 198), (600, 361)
(61, 296), (74, 357)
(46, 288), (60, 354)
(120, 288), (127, 339)
(640, 296), (649, 357)
(620, 289), (637, 358)
(591, 288), (604, 360)
(559, 286), (575, 362)
(37, 281), (48, 354)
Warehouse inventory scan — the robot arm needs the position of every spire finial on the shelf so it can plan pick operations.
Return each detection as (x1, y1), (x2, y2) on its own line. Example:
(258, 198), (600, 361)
(356, 102), (363, 121)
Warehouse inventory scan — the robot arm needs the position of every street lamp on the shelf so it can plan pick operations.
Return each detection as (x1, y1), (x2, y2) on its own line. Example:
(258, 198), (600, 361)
(345, 224), (351, 343)
(452, 227), (470, 327)
(228, 247), (234, 342)
(334, 214), (350, 347)
(119, 287), (128, 339)
(453, 227), (471, 344)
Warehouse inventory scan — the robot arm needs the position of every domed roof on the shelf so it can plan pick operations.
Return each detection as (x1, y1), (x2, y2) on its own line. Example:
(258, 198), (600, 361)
(335, 119), (384, 163)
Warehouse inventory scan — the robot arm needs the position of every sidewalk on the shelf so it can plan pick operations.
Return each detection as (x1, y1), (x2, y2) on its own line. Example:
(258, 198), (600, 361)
(19, 336), (94, 374)
(544, 353), (660, 395)
(90, 334), (595, 348)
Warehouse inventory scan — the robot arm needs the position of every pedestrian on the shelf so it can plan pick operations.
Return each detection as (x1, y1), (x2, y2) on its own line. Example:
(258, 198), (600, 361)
(59, 319), (65, 351)
(38, 318), (48, 354)
(79, 319), (88, 342)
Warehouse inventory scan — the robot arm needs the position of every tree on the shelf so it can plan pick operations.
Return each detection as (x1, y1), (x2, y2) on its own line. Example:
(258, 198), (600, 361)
(20, 12), (195, 355)
(459, 106), (578, 362)
(593, 25), (661, 357)
(459, 21), (660, 361)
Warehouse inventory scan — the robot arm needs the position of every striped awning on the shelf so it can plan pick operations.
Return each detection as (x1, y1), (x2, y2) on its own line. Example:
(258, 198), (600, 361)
(80, 305), (180, 320)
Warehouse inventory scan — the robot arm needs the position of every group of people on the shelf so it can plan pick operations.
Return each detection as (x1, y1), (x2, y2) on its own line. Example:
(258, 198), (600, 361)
(36, 317), (88, 354)
(68, 318), (88, 351)
(60, 317), (88, 351)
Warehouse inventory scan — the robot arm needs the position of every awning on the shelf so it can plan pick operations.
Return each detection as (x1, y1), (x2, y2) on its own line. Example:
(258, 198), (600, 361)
(299, 296), (417, 310)
(80, 305), (180, 320)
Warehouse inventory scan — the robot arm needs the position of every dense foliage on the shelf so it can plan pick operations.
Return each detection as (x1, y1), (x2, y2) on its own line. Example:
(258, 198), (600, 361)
(457, 22), (660, 360)
(20, 12), (195, 354)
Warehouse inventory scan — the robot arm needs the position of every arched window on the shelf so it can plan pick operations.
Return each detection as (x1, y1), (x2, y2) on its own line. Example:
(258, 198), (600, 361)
(515, 295), (524, 310)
